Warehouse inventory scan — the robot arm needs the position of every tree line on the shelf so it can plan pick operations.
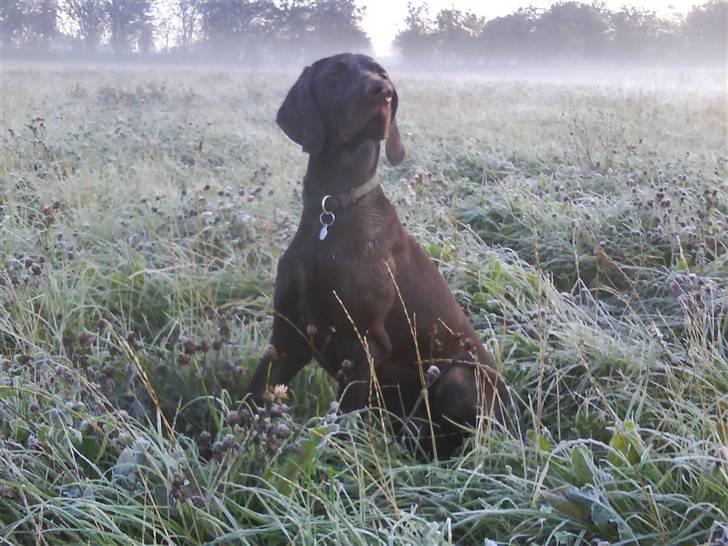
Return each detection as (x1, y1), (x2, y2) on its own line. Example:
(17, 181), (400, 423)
(396, 1), (727, 65)
(0, 0), (368, 61)
(0, 0), (725, 65)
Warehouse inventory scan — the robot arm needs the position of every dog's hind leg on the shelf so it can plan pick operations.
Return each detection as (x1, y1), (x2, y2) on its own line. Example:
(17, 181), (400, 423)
(429, 362), (511, 458)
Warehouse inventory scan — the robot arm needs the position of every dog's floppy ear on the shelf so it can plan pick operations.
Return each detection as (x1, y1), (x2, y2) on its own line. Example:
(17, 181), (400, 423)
(276, 66), (325, 156)
(385, 88), (405, 165)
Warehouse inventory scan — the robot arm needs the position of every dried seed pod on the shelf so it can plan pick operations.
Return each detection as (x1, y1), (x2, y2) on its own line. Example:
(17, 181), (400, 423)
(182, 340), (196, 355)
(172, 472), (185, 487)
(239, 408), (252, 427)
(226, 410), (241, 426)
(262, 345), (278, 362)
(124, 333), (139, 350)
(273, 424), (291, 439)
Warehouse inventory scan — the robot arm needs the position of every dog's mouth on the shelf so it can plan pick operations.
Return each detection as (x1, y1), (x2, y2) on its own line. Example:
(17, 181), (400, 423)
(339, 101), (391, 143)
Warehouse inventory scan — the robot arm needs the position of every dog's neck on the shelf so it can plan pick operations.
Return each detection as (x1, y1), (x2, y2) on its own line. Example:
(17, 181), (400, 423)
(303, 140), (380, 197)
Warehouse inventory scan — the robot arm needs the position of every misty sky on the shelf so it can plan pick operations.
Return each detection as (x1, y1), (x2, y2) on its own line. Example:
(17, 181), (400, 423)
(362, 0), (701, 55)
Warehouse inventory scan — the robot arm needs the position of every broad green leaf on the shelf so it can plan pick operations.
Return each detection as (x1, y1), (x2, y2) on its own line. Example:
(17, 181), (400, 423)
(266, 424), (335, 496)
(571, 446), (595, 486)
(0, 385), (14, 399)
(527, 429), (551, 452)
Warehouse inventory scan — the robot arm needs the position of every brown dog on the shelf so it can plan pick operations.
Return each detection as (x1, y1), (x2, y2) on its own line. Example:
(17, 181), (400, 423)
(246, 53), (511, 457)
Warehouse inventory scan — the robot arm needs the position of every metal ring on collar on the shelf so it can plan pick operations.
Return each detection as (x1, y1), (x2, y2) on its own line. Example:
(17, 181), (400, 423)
(321, 194), (334, 214)
(319, 211), (335, 226)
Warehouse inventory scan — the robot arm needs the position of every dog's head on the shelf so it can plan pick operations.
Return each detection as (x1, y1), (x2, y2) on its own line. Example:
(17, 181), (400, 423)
(276, 53), (405, 165)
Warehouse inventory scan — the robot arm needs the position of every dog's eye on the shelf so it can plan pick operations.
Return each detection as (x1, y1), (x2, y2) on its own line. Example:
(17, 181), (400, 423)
(380, 71), (389, 80)
(329, 62), (348, 77)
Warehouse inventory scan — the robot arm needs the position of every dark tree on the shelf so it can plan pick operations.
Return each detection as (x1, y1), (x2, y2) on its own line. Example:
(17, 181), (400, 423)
(199, 0), (272, 59)
(28, 0), (58, 50)
(479, 8), (538, 60)
(64, 0), (107, 52)
(608, 7), (681, 60)
(394, 2), (436, 63)
(0, 1), (26, 49)
(304, 0), (370, 57)
(269, 0), (311, 53)
(198, 0), (369, 61)
(104, 0), (152, 55)
(0, 0), (58, 51)
(682, 0), (728, 60)
(433, 8), (485, 62)
(532, 2), (610, 59)
(138, 21), (153, 54)
(172, 0), (203, 50)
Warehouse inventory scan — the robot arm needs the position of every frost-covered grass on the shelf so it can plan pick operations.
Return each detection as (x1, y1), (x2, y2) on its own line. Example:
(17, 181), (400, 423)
(1, 63), (726, 545)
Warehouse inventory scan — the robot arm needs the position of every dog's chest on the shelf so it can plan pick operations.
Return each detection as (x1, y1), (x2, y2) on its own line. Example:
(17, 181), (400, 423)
(290, 230), (386, 312)
(305, 241), (377, 293)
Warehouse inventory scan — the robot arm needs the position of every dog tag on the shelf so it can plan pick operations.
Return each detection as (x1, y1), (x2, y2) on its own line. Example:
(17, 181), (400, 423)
(318, 204), (335, 241)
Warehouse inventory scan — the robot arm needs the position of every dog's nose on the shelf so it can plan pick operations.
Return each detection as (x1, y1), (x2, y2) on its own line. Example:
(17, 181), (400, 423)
(366, 80), (394, 101)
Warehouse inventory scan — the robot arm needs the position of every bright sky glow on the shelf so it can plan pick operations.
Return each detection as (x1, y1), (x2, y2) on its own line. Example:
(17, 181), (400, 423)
(361, 0), (702, 55)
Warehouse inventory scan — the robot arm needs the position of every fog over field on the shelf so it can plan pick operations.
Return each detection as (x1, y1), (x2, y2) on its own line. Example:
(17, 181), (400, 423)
(1, 1), (727, 545)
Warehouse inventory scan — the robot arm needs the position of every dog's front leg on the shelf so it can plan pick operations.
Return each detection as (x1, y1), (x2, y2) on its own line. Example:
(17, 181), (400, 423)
(246, 314), (312, 404)
(246, 269), (312, 404)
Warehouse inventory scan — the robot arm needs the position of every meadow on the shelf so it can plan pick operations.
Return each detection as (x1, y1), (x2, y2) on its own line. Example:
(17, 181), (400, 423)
(0, 62), (726, 545)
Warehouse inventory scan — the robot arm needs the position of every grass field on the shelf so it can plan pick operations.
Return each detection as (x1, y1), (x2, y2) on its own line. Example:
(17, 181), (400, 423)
(1, 63), (727, 545)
